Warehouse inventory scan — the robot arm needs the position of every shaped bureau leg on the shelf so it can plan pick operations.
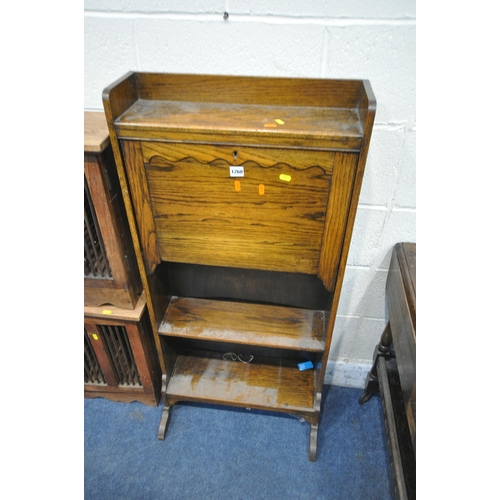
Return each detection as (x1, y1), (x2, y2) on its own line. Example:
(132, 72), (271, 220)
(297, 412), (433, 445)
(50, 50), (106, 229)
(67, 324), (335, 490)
(359, 323), (393, 405)
(308, 391), (321, 461)
(157, 374), (171, 440)
(157, 405), (171, 440)
(309, 423), (319, 461)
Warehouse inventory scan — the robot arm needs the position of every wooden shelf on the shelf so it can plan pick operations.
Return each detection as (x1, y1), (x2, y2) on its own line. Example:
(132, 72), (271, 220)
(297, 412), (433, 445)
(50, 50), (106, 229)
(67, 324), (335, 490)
(166, 355), (316, 415)
(159, 297), (326, 352)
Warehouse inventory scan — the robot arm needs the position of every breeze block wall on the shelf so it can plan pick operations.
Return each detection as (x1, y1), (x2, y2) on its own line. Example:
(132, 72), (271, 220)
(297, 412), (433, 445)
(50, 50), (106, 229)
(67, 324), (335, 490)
(84, 0), (416, 388)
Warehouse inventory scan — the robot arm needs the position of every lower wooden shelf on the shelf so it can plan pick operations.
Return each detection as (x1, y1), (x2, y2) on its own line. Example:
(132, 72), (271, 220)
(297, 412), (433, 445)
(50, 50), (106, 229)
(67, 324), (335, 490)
(166, 354), (316, 415)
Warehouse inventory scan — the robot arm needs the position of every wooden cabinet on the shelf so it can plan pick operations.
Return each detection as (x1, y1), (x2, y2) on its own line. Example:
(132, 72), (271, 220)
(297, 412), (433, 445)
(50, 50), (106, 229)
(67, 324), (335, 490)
(84, 112), (160, 405)
(84, 112), (142, 310)
(102, 72), (376, 460)
(84, 293), (161, 405)
(360, 243), (416, 498)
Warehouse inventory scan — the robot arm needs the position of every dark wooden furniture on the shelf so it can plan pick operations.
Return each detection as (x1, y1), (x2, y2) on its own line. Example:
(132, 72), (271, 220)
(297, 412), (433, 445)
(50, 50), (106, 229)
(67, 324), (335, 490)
(84, 293), (161, 405)
(102, 72), (376, 460)
(360, 242), (416, 498)
(84, 111), (142, 310)
(84, 112), (160, 405)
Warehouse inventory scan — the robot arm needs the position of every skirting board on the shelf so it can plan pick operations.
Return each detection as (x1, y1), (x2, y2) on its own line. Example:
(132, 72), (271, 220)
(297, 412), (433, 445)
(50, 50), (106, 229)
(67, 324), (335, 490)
(325, 360), (371, 389)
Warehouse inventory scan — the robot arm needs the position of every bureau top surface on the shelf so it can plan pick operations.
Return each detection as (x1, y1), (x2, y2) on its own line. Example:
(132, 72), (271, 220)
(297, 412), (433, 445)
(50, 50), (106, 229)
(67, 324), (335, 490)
(84, 111), (109, 153)
(115, 99), (363, 142)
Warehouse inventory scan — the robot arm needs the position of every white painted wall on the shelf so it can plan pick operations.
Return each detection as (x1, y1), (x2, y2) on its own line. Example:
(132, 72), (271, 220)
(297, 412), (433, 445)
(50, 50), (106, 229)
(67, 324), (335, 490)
(84, 0), (416, 387)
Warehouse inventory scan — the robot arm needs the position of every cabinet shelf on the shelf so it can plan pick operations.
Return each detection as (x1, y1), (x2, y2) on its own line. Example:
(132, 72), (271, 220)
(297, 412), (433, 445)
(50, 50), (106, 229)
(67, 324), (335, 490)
(159, 297), (327, 352)
(166, 354), (316, 415)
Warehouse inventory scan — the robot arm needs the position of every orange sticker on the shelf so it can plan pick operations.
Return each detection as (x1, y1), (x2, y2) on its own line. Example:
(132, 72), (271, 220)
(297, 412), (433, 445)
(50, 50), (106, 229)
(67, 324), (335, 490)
(234, 180), (241, 192)
(264, 123), (277, 128)
(259, 184), (265, 195)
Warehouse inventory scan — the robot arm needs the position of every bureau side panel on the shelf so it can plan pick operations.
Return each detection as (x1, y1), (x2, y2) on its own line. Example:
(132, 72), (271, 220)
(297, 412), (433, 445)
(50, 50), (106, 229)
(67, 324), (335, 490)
(121, 140), (162, 274)
(318, 152), (359, 291)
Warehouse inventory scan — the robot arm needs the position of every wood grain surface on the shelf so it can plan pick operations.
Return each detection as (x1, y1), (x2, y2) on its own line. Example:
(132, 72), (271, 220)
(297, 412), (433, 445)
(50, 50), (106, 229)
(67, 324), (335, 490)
(84, 111), (109, 153)
(84, 292), (147, 322)
(140, 142), (333, 274)
(159, 297), (326, 352)
(166, 354), (316, 414)
(115, 99), (363, 149)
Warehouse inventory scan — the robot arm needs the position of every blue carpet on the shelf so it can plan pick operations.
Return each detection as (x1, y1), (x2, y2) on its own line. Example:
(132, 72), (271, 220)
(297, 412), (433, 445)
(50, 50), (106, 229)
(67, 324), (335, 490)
(84, 385), (395, 499)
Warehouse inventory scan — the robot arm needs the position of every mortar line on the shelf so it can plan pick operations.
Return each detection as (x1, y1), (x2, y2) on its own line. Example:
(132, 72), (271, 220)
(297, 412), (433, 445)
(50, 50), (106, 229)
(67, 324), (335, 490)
(84, 11), (416, 27)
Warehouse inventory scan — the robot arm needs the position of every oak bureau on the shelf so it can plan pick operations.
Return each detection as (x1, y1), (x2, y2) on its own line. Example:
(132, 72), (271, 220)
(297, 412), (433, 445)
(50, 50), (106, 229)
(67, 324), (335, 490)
(102, 72), (376, 460)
